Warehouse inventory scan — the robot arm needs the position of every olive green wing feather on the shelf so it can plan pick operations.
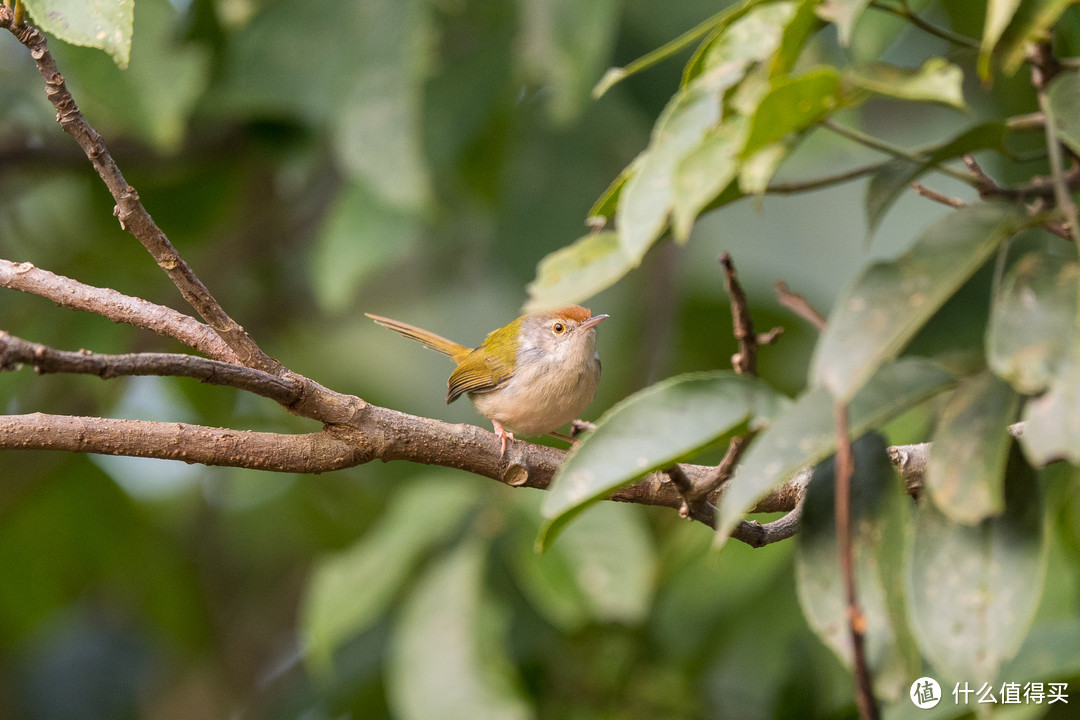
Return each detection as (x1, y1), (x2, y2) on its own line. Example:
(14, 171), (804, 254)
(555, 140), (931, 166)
(447, 349), (514, 403)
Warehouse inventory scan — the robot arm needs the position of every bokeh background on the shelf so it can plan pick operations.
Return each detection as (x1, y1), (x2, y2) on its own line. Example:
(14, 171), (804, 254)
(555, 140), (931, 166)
(1, 0), (1077, 718)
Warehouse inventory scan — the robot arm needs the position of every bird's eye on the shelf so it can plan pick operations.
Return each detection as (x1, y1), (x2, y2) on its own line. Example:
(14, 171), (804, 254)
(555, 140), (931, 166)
(552, 322), (566, 334)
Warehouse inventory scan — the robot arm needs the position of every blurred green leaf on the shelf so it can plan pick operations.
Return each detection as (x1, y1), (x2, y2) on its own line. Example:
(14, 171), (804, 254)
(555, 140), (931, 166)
(1047, 70), (1080, 157)
(302, 476), (478, 672)
(906, 445), (1045, 683)
(387, 538), (532, 720)
(48, 0), (208, 151)
(738, 139), (796, 194)
(519, 0), (620, 123)
(864, 123), (1008, 239)
(845, 59), (965, 109)
(310, 183), (422, 313)
(811, 202), (1030, 402)
(23, 0), (133, 68)
(540, 372), (785, 550)
(796, 434), (917, 701)
(525, 231), (631, 312)
(815, 0), (872, 46)
(770, 0), (823, 76)
(672, 119), (746, 240)
(987, 251), (1079, 394)
(1021, 354), (1080, 466)
(510, 497), (656, 631)
(995, 0), (1078, 76)
(925, 371), (1019, 525)
(715, 358), (954, 545)
(979, 0), (1022, 79)
(742, 68), (841, 159)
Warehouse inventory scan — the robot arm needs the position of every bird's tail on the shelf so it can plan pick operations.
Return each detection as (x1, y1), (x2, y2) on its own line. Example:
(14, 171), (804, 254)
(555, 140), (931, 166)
(365, 313), (473, 363)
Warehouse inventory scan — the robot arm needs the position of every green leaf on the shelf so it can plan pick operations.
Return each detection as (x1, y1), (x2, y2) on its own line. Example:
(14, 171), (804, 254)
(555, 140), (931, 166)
(1021, 355), (1080, 466)
(987, 251), (1079, 395)
(540, 372), (785, 550)
(587, 159), (639, 221)
(845, 59), (966, 109)
(509, 497), (657, 631)
(388, 538), (532, 720)
(815, 0), (872, 46)
(770, 0), (824, 77)
(524, 231), (631, 312)
(302, 476), (478, 672)
(995, 0), (1078, 77)
(739, 139), (796, 195)
(796, 434), (917, 701)
(741, 68), (841, 159)
(925, 371), (1019, 525)
(979, 0), (1022, 80)
(811, 202), (1030, 402)
(23, 0), (133, 68)
(864, 123), (1008, 239)
(715, 358), (954, 545)
(906, 445), (1046, 684)
(310, 183), (422, 313)
(680, 0), (790, 87)
(518, 0), (620, 123)
(671, 119), (747, 241)
(1047, 70), (1080, 157)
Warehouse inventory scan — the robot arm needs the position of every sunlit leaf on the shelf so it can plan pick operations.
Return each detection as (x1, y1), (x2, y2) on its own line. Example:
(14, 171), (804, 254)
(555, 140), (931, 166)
(302, 476), (478, 672)
(23, 0), (133, 68)
(388, 538), (532, 720)
(741, 69), (841, 159)
(525, 231), (630, 311)
(510, 497), (656, 631)
(739, 139), (796, 195)
(846, 59), (965, 109)
(587, 159), (639, 222)
(796, 434), (918, 701)
(987, 251), (1079, 394)
(995, 0), (1078, 77)
(715, 359), (954, 545)
(540, 372), (786, 550)
(864, 123), (1008, 239)
(681, 0), (791, 86)
(925, 371), (1019, 525)
(672, 120), (746, 241)
(811, 202), (1030, 402)
(1047, 71), (1080, 157)
(815, 0), (872, 46)
(979, 0), (1022, 80)
(907, 446), (1045, 683)
(770, 0), (823, 77)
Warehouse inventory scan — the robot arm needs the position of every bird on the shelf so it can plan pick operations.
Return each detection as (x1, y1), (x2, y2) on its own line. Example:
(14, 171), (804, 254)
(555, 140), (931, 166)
(366, 306), (608, 456)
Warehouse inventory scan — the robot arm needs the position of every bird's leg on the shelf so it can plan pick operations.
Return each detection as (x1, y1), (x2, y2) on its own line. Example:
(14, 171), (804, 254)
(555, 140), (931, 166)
(492, 420), (515, 457)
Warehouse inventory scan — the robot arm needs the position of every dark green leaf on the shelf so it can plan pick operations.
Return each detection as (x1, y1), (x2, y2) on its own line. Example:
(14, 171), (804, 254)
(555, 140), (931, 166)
(987, 251), (1079, 394)
(387, 538), (532, 720)
(741, 69), (841, 159)
(24, 0), (133, 68)
(906, 445), (1045, 683)
(925, 371), (1019, 524)
(302, 476), (478, 672)
(540, 372), (785, 550)
(811, 202), (1030, 402)
(715, 359), (954, 544)
(1047, 70), (1080, 157)
(770, 0), (824, 76)
(845, 59), (965, 109)
(796, 434), (918, 701)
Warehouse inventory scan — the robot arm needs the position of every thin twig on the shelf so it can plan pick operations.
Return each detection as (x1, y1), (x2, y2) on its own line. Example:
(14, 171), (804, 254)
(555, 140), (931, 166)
(867, 1), (980, 50)
(764, 162), (888, 194)
(775, 281), (827, 330)
(1030, 42), (1080, 243)
(910, 180), (965, 208)
(821, 119), (974, 185)
(834, 404), (880, 720)
(0, 8), (278, 373)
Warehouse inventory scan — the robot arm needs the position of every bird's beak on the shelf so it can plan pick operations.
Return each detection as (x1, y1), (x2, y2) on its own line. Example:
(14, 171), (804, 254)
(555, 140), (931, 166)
(579, 314), (609, 331)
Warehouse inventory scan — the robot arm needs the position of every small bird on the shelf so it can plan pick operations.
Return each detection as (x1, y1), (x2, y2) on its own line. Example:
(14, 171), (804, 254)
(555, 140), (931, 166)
(366, 306), (608, 456)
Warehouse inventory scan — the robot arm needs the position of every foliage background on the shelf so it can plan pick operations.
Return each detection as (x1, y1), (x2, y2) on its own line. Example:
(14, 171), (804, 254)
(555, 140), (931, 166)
(1, 0), (1079, 718)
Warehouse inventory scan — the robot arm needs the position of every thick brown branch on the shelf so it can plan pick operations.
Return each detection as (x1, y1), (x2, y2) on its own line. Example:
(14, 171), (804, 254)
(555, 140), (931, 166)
(0, 259), (238, 363)
(0, 8), (276, 373)
(0, 332), (301, 406)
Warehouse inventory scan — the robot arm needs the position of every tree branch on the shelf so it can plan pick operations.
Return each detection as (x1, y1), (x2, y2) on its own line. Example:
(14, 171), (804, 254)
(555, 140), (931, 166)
(0, 7), (277, 372)
(0, 259), (239, 363)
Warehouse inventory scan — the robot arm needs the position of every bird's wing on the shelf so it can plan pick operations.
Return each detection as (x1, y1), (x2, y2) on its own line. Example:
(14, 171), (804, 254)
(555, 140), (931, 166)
(447, 350), (513, 403)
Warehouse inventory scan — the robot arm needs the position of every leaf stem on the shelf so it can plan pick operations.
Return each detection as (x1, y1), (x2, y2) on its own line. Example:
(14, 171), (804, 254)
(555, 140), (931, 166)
(821, 119), (974, 184)
(868, 1), (980, 50)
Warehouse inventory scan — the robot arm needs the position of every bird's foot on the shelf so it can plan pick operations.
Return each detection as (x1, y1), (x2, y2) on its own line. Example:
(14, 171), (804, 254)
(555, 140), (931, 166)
(492, 421), (515, 458)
